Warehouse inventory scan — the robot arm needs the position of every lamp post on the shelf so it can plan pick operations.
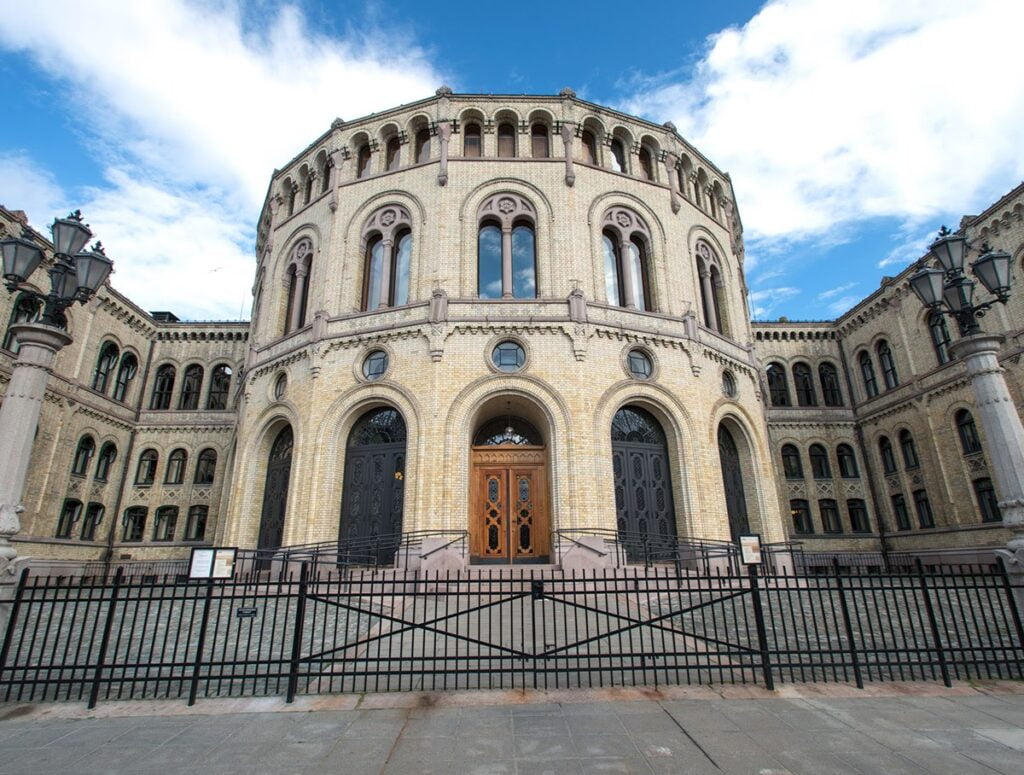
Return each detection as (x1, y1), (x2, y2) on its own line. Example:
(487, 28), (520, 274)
(908, 227), (1024, 571)
(0, 212), (113, 570)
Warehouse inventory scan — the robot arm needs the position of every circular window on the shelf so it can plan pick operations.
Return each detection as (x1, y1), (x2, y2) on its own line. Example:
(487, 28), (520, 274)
(627, 349), (653, 380)
(722, 370), (737, 397)
(362, 350), (389, 380)
(491, 341), (525, 372)
(273, 374), (287, 400)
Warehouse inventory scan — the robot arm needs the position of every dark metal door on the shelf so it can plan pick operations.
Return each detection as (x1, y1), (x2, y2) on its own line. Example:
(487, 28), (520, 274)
(257, 425), (293, 552)
(611, 407), (674, 561)
(718, 425), (750, 541)
(339, 408), (406, 564)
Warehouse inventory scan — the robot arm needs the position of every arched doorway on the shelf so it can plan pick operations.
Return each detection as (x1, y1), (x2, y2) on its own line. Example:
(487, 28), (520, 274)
(257, 425), (293, 552)
(470, 417), (549, 563)
(717, 424), (750, 540)
(339, 407), (407, 563)
(611, 406), (676, 560)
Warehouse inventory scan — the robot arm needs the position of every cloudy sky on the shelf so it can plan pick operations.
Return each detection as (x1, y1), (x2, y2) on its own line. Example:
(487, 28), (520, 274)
(1, 0), (1021, 321)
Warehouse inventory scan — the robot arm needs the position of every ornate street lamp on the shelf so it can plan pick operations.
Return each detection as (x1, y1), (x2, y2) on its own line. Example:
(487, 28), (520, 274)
(0, 212), (114, 571)
(908, 226), (1024, 577)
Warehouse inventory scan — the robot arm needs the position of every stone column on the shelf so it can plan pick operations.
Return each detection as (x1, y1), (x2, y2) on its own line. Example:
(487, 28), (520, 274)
(665, 153), (681, 213)
(437, 121), (452, 186)
(620, 240), (637, 309)
(289, 266), (308, 330)
(0, 323), (73, 567)
(501, 227), (513, 299)
(700, 268), (716, 329)
(378, 238), (394, 308)
(561, 124), (575, 187)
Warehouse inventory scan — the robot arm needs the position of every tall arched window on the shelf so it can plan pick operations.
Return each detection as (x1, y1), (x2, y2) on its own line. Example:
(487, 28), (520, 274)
(879, 436), (897, 474)
(319, 152), (330, 194)
(877, 340), (899, 389)
(781, 445), (803, 479)
(3, 293), (41, 352)
(56, 499), (82, 539)
(463, 122), (481, 157)
(95, 443), (117, 482)
(302, 168), (313, 205)
(194, 448), (217, 484)
(974, 478), (1001, 523)
(385, 136), (400, 171)
(819, 363), (843, 406)
(356, 144), (372, 178)
(766, 363), (790, 407)
(791, 499), (813, 534)
(415, 128), (431, 163)
(609, 138), (627, 172)
(580, 129), (597, 164)
(113, 353), (137, 402)
(899, 429), (919, 469)
(837, 444), (859, 478)
(92, 342), (119, 393)
(601, 207), (651, 311)
(165, 448), (187, 484)
(859, 351), (878, 398)
(135, 449), (158, 485)
(361, 206), (413, 309)
(283, 177), (296, 216)
(206, 364), (232, 410)
(531, 124), (549, 157)
(178, 364), (204, 410)
(283, 239), (313, 333)
(956, 409), (982, 455)
(638, 147), (654, 180)
(809, 444), (831, 479)
(477, 194), (537, 300)
(695, 241), (727, 335)
(150, 365), (175, 410)
(497, 123), (516, 157)
(792, 362), (817, 406)
(929, 311), (952, 365)
(71, 436), (95, 477)
(122, 507), (147, 542)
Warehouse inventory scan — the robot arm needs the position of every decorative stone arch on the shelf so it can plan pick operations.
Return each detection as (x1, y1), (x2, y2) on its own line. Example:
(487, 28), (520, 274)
(406, 113), (433, 164)
(347, 130), (374, 178)
(358, 204), (415, 309)
(477, 193), (536, 229)
(527, 108), (555, 158)
(694, 238), (733, 336)
(378, 122), (403, 170)
(577, 115), (606, 165)
(597, 205), (660, 312)
(713, 408), (780, 542)
(313, 148), (331, 195)
(638, 134), (661, 182)
(608, 125), (634, 173)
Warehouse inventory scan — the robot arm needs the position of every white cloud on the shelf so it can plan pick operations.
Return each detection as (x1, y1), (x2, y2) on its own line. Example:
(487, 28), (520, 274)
(817, 281), (857, 301)
(0, 0), (444, 319)
(749, 286), (800, 318)
(0, 153), (68, 227)
(826, 295), (860, 316)
(623, 0), (1024, 245)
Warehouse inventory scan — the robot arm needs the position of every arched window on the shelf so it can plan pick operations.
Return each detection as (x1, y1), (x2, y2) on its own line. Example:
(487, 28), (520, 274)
(283, 178), (296, 216)
(95, 443), (117, 482)
(194, 448), (217, 484)
(185, 505), (208, 541)
(356, 144), (372, 178)
(899, 429), (919, 469)
(781, 444), (803, 479)
(956, 409), (982, 455)
(71, 436), (95, 477)
(476, 195), (537, 300)
(153, 506), (178, 542)
(361, 206), (413, 310)
(792, 362), (817, 406)
(836, 444), (859, 478)
(974, 478), (1001, 523)
(638, 147), (654, 180)
(497, 123), (516, 157)
(302, 169), (313, 205)
(790, 499), (813, 534)
(56, 499), (82, 539)
(463, 122), (481, 157)
(580, 129), (597, 164)
(385, 136), (400, 171)
(178, 364), (204, 410)
(150, 365), (175, 410)
(600, 207), (652, 311)
(319, 153), (331, 194)
(929, 311), (952, 365)
(415, 128), (431, 163)
(81, 503), (104, 541)
(284, 239), (313, 333)
(207, 364), (232, 410)
(913, 489), (934, 528)
(609, 138), (626, 172)
(695, 241), (726, 334)
(819, 363), (843, 406)
(877, 340), (899, 389)
(820, 499), (842, 533)
(165, 448), (187, 485)
(135, 449), (158, 485)
(3, 293), (41, 352)
(91, 342), (119, 393)
(809, 444), (831, 479)
(766, 363), (790, 407)
(531, 124), (549, 158)
(859, 352), (878, 398)
(891, 494), (910, 531)
(113, 354), (138, 402)
(879, 436), (897, 474)
(122, 507), (147, 542)
(848, 499), (870, 533)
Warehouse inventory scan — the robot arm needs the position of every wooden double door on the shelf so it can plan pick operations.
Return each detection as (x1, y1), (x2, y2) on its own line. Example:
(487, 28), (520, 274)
(470, 446), (549, 563)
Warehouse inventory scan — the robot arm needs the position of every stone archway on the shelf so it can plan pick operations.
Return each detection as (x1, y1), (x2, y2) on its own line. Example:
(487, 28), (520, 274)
(717, 424), (751, 541)
(257, 424), (293, 553)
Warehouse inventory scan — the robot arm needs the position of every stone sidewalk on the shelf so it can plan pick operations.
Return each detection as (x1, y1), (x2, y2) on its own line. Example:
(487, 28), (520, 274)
(1, 682), (1023, 774)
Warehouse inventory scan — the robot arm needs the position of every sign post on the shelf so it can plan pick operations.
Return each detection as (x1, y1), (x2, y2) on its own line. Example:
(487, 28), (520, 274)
(189, 547), (238, 580)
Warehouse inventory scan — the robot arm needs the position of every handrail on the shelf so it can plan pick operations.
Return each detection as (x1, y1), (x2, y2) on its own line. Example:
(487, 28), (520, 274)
(550, 530), (609, 557)
(419, 532), (468, 560)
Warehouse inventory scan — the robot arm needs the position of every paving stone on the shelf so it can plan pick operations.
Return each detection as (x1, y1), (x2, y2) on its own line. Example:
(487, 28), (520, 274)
(514, 759), (585, 775)
(572, 733), (640, 757)
(514, 734), (576, 759)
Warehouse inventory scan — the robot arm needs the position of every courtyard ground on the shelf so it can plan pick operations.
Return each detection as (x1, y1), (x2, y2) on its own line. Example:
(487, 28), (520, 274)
(1, 681), (1023, 774)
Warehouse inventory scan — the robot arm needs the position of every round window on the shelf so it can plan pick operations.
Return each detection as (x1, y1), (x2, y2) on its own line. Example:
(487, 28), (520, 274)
(492, 341), (526, 372)
(722, 370), (737, 397)
(627, 349), (653, 380)
(273, 374), (287, 400)
(362, 350), (389, 380)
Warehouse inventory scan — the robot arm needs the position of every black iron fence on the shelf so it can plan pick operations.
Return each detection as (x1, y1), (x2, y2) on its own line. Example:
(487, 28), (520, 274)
(2, 559), (1021, 707)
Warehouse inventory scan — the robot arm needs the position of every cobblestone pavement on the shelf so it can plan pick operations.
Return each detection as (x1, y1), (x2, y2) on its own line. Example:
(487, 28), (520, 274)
(1, 682), (1023, 774)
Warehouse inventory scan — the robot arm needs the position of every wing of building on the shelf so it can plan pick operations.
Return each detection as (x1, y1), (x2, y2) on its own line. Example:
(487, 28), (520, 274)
(1, 90), (1021, 568)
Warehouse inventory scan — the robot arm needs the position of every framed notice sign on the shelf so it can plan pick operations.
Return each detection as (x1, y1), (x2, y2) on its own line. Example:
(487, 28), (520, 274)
(189, 547), (238, 579)
(738, 534), (762, 565)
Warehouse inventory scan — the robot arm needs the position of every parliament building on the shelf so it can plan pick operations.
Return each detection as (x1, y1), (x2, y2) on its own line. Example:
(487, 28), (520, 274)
(2, 90), (1022, 567)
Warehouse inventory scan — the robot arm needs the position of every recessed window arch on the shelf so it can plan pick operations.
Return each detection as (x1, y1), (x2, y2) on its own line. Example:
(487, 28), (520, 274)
(92, 341), (119, 394)
(207, 364), (232, 410)
(609, 136), (627, 173)
(300, 164), (312, 205)
(113, 353), (138, 403)
(81, 503), (104, 541)
(355, 143), (372, 178)
(580, 128), (598, 165)
(135, 449), (158, 485)
(955, 409), (983, 455)
(899, 429), (920, 469)
(165, 448), (187, 485)
(477, 194), (537, 300)
(695, 241), (728, 335)
(601, 207), (652, 311)
(879, 436), (897, 475)
(317, 150), (330, 194)
(194, 448), (217, 484)
(3, 293), (41, 352)
(530, 123), (550, 158)
(859, 351), (878, 398)
(384, 135), (401, 171)
(122, 507), (147, 542)
(792, 362), (817, 406)
(497, 122), (516, 157)
(791, 499), (813, 534)
(282, 176), (296, 216)
(766, 362), (790, 407)
(781, 444), (803, 479)
(929, 311), (952, 365)
(150, 364), (176, 410)
(71, 435), (96, 477)
(178, 364), (204, 410)
(837, 444), (859, 478)
(414, 127), (431, 163)
(877, 340), (899, 389)
(819, 362), (843, 406)
(283, 239), (313, 334)
(974, 478), (1001, 523)
(638, 146), (655, 181)
(56, 499), (82, 539)
(95, 442), (117, 482)
(463, 122), (482, 157)
(361, 205), (413, 310)
(809, 444), (831, 479)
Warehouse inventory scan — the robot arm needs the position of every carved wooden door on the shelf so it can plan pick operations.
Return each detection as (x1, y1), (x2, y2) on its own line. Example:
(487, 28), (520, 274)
(257, 425), (293, 553)
(470, 448), (548, 563)
(718, 425), (750, 541)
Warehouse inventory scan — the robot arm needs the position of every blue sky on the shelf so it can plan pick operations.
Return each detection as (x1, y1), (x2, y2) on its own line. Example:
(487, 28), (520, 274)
(1, 0), (1022, 321)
